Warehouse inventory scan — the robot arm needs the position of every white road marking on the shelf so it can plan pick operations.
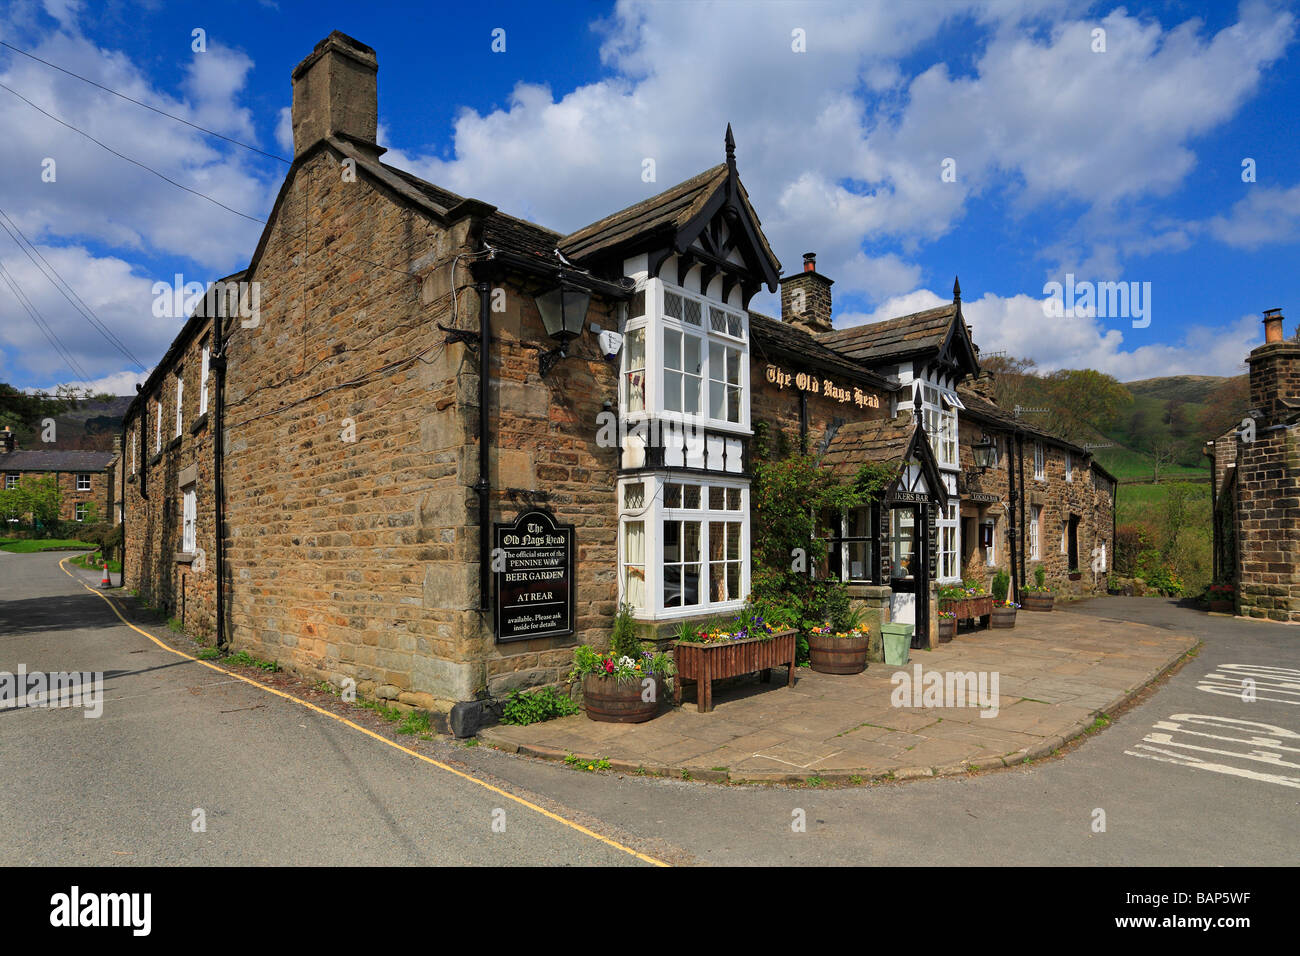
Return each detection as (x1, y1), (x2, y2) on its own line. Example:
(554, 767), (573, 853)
(1126, 713), (1300, 789)
(1197, 663), (1300, 705)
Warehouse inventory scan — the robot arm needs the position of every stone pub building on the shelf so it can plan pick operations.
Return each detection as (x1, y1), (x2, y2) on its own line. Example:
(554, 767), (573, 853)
(121, 32), (1116, 727)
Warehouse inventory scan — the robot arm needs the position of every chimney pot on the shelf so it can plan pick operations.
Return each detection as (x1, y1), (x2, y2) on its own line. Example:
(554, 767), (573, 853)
(1263, 308), (1285, 344)
(803, 252), (816, 273)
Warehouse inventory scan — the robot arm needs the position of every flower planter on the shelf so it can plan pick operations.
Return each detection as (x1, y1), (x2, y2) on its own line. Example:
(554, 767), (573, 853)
(937, 617), (956, 643)
(940, 595), (992, 626)
(673, 629), (797, 714)
(1068, 572), (1082, 582)
(582, 673), (663, 723)
(1208, 599), (1234, 614)
(1022, 592), (1054, 611)
(990, 606), (1017, 628)
(808, 631), (870, 675)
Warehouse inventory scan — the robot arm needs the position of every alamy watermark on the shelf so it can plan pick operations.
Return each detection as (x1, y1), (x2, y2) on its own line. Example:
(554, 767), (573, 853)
(0, 666), (103, 718)
(152, 274), (261, 327)
(1042, 274), (1150, 328)
(890, 664), (1000, 718)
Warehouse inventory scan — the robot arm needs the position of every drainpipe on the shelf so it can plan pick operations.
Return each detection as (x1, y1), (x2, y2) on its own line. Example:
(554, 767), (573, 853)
(476, 278), (491, 612)
(1005, 430), (1018, 602)
(799, 392), (808, 454)
(1016, 430), (1026, 588)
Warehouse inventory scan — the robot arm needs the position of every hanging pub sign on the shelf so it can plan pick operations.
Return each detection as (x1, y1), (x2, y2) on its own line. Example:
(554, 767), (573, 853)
(764, 364), (880, 408)
(494, 510), (575, 643)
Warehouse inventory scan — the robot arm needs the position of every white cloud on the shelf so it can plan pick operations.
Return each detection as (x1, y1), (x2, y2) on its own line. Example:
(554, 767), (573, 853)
(1207, 183), (1300, 249)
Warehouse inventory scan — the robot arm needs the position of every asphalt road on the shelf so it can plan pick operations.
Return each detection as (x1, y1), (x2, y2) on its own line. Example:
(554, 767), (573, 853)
(0, 552), (653, 866)
(2, 550), (1296, 866)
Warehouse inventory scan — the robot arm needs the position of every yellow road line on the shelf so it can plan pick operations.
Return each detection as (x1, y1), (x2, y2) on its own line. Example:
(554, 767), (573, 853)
(59, 558), (667, 867)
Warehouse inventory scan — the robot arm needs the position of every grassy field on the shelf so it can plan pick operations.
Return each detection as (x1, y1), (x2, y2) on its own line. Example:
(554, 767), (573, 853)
(68, 551), (122, 574)
(1115, 480), (1213, 594)
(0, 538), (95, 553)
(1094, 445), (1209, 482)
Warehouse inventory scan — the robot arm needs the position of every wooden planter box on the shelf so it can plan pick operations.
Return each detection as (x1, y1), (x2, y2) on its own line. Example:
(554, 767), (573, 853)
(808, 631), (869, 675)
(1022, 592), (1054, 611)
(940, 595), (993, 627)
(673, 629), (797, 714)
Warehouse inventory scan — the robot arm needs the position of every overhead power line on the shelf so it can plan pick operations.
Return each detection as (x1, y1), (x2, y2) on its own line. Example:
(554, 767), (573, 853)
(0, 258), (94, 388)
(0, 79), (267, 223)
(0, 205), (146, 371)
(0, 40), (291, 164)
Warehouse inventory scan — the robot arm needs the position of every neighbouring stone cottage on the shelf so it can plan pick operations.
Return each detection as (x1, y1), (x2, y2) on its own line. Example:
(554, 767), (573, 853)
(1, 426), (115, 525)
(1207, 308), (1300, 624)
(121, 31), (1117, 730)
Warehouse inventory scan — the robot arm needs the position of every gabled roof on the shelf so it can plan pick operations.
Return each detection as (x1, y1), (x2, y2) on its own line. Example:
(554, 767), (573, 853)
(1, 449), (114, 472)
(560, 164), (729, 262)
(749, 311), (898, 392)
(818, 303), (956, 365)
(820, 406), (947, 506)
(558, 128), (782, 295)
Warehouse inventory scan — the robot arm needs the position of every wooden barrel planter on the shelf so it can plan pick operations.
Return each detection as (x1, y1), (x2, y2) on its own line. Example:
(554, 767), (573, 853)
(582, 673), (662, 723)
(808, 631), (870, 675)
(674, 629), (797, 714)
(1022, 592), (1054, 611)
(991, 605), (1017, 628)
(937, 616), (956, 643)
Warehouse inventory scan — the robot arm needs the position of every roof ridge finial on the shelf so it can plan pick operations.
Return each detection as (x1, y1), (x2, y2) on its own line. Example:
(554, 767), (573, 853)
(725, 123), (736, 168)
(953, 275), (961, 302)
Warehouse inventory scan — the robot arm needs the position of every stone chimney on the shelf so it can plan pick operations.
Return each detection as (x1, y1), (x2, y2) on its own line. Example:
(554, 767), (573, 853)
(780, 252), (834, 336)
(1, 425), (14, 453)
(1248, 307), (1300, 426)
(291, 31), (379, 157)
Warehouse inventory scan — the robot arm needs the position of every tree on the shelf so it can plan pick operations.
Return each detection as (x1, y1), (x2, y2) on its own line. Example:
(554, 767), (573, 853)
(0, 383), (77, 447)
(979, 354), (1038, 411)
(1149, 437), (1179, 483)
(1040, 369), (1133, 444)
(1198, 376), (1250, 441)
(9, 475), (62, 532)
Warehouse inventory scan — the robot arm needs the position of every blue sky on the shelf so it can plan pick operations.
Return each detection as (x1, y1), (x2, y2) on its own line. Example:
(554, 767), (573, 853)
(1, 0), (1297, 393)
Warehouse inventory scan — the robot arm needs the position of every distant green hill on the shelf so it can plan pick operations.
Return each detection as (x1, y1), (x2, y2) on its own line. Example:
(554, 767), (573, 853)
(1122, 375), (1230, 405)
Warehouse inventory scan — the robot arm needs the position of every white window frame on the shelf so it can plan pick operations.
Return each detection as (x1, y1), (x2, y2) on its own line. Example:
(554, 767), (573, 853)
(5, 474), (18, 489)
(1065, 450), (1073, 482)
(154, 400), (162, 454)
(617, 474), (749, 619)
(76, 473), (91, 491)
(1034, 441), (1045, 480)
(182, 485), (196, 553)
(199, 345), (210, 416)
(937, 500), (960, 582)
(1061, 519), (1068, 554)
(918, 379), (958, 469)
(821, 504), (878, 584)
(1030, 504), (1042, 560)
(983, 519), (996, 567)
(627, 278), (750, 435)
(131, 428), (137, 474)
(75, 502), (88, 522)
(175, 369), (184, 438)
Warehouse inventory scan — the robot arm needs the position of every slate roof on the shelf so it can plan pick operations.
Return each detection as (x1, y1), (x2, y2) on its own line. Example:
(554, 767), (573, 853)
(1, 450), (114, 472)
(748, 311), (898, 391)
(817, 303), (958, 365)
(819, 413), (917, 479)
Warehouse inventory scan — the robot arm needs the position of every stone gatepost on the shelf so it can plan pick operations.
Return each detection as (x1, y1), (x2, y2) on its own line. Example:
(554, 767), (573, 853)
(850, 584), (892, 662)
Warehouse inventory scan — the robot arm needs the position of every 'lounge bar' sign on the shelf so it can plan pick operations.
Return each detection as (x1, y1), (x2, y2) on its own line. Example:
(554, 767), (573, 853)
(493, 510), (575, 643)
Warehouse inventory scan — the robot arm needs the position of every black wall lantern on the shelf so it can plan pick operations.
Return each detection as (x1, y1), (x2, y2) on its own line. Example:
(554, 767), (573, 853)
(534, 277), (591, 377)
(971, 433), (997, 470)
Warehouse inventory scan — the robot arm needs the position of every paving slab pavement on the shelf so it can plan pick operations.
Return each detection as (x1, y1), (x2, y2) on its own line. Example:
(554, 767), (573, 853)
(481, 611), (1197, 783)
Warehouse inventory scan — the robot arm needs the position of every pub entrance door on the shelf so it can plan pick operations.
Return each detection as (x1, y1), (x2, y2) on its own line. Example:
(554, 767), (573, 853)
(889, 503), (930, 648)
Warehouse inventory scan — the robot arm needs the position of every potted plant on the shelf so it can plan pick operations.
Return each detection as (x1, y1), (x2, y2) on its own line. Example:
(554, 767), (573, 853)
(1022, 565), (1054, 611)
(1207, 583), (1235, 614)
(1067, 565), (1082, 582)
(990, 569), (1017, 628)
(672, 605), (798, 713)
(807, 609), (871, 674)
(570, 603), (674, 723)
(938, 578), (993, 628)
(936, 610), (956, 643)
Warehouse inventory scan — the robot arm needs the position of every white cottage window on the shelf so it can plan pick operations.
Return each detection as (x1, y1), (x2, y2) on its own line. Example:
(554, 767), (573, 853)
(1034, 441), (1045, 480)
(937, 500), (959, 581)
(919, 382), (958, 469)
(1030, 505), (1042, 559)
(154, 400), (162, 453)
(182, 485), (196, 553)
(1065, 450), (1073, 482)
(617, 475), (747, 617)
(199, 345), (210, 417)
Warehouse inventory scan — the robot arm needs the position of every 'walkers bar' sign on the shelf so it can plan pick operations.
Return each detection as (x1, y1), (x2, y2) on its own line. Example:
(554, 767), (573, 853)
(494, 510), (575, 643)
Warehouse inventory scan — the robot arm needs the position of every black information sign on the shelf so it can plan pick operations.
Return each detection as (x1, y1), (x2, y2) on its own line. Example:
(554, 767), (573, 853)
(493, 510), (575, 643)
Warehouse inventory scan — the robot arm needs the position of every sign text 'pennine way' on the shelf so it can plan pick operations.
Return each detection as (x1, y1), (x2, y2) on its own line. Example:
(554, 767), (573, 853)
(494, 510), (575, 643)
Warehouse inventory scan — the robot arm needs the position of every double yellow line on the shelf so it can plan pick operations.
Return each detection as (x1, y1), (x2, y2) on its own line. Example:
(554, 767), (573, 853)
(59, 558), (667, 867)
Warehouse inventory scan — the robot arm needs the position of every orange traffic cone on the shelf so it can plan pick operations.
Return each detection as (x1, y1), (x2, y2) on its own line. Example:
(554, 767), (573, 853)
(100, 561), (111, 588)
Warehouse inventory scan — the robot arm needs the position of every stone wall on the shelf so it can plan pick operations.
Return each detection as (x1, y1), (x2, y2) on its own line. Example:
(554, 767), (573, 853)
(122, 317), (218, 642)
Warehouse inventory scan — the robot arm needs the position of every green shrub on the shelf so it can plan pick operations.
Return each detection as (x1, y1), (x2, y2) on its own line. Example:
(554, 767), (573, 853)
(501, 685), (579, 726)
(609, 601), (642, 661)
(1034, 565), (1046, 589)
(991, 568), (1010, 603)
